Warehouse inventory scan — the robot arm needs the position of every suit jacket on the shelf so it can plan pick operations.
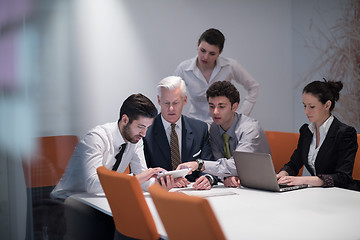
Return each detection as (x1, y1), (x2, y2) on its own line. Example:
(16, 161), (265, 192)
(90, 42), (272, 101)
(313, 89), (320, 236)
(144, 114), (214, 182)
(282, 117), (358, 188)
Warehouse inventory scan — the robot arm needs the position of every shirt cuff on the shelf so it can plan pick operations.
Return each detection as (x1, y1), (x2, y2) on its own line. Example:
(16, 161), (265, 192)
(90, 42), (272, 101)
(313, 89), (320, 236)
(203, 160), (218, 175)
(317, 174), (334, 187)
(204, 174), (215, 186)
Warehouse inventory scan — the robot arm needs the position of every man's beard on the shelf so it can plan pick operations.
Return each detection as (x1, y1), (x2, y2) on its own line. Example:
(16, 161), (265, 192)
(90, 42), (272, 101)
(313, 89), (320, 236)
(122, 122), (141, 144)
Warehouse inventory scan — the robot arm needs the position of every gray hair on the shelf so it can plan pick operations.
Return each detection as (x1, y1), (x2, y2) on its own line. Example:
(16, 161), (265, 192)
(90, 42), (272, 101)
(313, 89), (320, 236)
(157, 76), (187, 98)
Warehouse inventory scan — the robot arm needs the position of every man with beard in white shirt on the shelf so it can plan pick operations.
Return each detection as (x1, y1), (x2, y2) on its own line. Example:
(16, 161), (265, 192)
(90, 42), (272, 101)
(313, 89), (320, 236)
(51, 93), (179, 200)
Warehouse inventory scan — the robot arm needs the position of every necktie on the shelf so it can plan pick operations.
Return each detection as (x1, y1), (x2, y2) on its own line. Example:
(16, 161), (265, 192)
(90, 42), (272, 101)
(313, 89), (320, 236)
(170, 123), (181, 170)
(112, 143), (127, 171)
(222, 133), (231, 159)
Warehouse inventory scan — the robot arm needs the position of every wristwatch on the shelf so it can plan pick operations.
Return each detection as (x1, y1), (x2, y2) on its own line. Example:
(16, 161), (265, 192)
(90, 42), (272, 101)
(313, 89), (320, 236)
(196, 159), (204, 171)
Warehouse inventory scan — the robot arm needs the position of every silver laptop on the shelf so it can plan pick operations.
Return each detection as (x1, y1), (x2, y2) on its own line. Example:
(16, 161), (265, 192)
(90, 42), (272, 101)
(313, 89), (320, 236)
(233, 151), (308, 192)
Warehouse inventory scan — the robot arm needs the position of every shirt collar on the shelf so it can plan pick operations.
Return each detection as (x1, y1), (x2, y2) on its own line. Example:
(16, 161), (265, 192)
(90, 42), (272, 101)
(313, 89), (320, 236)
(114, 121), (127, 149)
(308, 115), (334, 135)
(185, 56), (198, 71)
(218, 112), (240, 138)
(161, 114), (182, 130)
(185, 56), (228, 72)
(216, 56), (228, 67)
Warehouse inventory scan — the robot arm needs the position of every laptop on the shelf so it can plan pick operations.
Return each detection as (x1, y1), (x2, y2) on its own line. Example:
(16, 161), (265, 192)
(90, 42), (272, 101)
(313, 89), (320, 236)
(233, 151), (308, 192)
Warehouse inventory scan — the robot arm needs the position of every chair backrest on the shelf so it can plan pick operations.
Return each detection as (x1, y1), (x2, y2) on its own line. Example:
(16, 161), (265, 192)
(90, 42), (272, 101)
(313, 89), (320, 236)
(353, 134), (360, 181)
(148, 184), (226, 240)
(97, 166), (159, 240)
(22, 135), (79, 188)
(265, 131), (303, 176)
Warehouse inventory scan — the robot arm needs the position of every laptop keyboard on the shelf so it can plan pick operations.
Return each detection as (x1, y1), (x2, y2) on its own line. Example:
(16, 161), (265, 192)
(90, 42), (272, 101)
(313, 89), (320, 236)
(279, 184), (308, 191)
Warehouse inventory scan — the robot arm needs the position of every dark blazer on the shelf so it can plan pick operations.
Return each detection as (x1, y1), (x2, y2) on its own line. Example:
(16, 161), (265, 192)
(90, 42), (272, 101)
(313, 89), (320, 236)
(143, 114), (214, 182)
(282, 117), (358, 188)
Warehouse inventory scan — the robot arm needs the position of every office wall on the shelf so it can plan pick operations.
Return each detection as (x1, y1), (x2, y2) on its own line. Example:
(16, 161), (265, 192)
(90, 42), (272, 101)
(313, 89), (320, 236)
(34, 0), (354, 138)
(291, 0), (354, 132)
(35, 0), (294, 137)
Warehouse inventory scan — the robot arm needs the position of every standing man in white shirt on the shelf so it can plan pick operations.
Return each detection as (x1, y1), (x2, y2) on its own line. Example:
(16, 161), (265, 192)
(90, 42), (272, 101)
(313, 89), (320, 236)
(51, 93), (177, 200)
(174, 28), (259, 123)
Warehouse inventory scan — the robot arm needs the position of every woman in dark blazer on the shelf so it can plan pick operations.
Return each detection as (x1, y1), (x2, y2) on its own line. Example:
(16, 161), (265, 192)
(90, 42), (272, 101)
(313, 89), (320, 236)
(277, 80), (358, 188)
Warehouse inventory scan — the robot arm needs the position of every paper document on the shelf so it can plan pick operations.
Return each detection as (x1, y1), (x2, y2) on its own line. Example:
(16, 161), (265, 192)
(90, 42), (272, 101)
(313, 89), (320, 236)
(171, 185), (238, 198)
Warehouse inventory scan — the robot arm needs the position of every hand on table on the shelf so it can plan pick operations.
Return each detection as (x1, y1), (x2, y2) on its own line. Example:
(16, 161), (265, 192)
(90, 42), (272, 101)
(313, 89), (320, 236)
(223, 176), (240, 188)
(193, 175), (211, 190)
(174, 177), (190, 188)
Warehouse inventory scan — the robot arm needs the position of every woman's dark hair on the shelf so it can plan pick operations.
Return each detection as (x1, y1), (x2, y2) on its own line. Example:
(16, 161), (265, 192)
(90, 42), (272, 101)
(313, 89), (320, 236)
(119, 93), (158, 123)
(206, 81), (240, 106)
(303, 79), (343, 112)
(198, 28), (225, 52)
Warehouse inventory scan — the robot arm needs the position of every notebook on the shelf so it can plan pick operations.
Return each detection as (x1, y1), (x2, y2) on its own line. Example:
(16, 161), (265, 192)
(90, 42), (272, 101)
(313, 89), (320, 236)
(233, 151), (308, 192)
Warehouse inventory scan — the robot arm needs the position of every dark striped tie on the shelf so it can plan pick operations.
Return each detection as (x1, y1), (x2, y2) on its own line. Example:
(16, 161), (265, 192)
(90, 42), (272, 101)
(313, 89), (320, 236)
(170, 123), (181, 170)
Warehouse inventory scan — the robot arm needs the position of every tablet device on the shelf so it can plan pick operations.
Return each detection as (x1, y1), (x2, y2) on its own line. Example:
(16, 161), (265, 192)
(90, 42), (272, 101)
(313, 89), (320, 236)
(157, 168), (191, 179)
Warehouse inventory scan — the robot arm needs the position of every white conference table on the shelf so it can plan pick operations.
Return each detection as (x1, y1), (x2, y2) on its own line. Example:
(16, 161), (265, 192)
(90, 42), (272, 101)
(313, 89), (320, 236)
(70, 185), (360, 240)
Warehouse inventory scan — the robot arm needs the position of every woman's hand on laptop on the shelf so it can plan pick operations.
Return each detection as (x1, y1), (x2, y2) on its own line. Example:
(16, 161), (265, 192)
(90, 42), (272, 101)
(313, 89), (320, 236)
(276, 170), (289, 180)
(278, 175), (309, 186)
(223, 176), (240, 188)
(278, 175), (324, 187)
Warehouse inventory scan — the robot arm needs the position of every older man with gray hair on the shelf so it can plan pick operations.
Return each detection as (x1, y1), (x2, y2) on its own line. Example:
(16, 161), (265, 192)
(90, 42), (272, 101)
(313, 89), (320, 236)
(143, 76), (217, 190)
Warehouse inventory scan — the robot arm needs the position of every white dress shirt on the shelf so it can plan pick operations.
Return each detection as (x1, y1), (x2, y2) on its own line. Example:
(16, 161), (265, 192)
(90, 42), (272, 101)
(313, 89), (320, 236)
(174, 56), (259, 123)
(51, 122), (152, 199)
(204, 113), (271, 179)
(307, 115), (334, 174)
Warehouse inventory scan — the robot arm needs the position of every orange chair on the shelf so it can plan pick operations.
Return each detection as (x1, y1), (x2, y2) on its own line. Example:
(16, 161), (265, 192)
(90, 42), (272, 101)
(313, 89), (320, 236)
(97, 166), (160, 240)
(22, 135), (79, 189)
(265, 131), (303, 176)
(352, 134), (360, 181)
(22, 135), (78, 239)
(124, 165), (130, 174)
(148, 184), (226, 240)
